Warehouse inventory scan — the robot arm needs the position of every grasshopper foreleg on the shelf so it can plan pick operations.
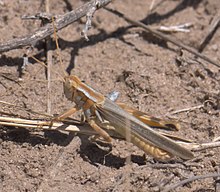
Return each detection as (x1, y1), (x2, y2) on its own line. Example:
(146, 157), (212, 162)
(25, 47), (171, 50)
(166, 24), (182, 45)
(47, 106), (80, 128)
(52, 106), (79, 121)
(37, 107), (80, 128)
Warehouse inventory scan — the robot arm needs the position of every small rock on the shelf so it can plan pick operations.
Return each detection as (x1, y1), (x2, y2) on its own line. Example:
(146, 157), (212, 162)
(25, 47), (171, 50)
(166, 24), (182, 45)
(211, 44), (218, 51)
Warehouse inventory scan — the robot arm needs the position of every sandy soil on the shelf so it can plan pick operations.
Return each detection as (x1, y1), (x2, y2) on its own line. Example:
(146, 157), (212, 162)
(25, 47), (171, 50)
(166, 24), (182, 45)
(1, 0), (220, 191)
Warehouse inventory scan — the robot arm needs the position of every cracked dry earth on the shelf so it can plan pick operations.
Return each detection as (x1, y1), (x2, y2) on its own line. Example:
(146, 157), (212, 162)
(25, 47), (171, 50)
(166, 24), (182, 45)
(1, 0), (220, 191)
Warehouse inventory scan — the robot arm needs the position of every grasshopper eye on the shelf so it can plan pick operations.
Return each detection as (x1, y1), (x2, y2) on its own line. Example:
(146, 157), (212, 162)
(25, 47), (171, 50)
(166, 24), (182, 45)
(64, 79), (70, 88)
(63, 80), (73, 100)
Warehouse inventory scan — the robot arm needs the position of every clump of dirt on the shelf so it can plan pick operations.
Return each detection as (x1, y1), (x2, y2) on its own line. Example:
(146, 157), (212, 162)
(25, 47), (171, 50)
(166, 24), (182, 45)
(1, 0), (220, 191)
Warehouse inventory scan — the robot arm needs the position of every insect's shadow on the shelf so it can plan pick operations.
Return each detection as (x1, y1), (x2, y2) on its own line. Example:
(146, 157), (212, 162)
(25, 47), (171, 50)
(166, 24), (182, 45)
(0, 126), (146, 168)
(78, 134), (146, 168)
(0, 126), (68, 146)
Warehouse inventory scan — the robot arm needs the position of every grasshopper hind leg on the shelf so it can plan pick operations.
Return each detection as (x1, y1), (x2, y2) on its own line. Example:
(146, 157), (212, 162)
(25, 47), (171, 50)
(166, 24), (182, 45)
(117, 102), (180, 131)
(87, 119), (112, 143)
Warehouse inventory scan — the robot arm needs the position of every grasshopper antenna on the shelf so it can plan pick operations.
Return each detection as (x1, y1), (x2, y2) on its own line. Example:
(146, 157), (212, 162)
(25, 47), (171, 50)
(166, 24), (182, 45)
(51, 16), (69, 78)
(30, 55), (65, 83)
(29, 16), (67, 83)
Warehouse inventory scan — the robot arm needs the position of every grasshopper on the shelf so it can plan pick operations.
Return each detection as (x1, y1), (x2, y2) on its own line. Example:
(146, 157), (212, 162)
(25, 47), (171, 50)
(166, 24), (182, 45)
(51, 75), (194, 160)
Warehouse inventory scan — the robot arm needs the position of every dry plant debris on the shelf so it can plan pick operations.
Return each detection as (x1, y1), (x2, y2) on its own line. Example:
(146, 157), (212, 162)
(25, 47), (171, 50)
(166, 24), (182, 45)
(1, 0), (220, 191)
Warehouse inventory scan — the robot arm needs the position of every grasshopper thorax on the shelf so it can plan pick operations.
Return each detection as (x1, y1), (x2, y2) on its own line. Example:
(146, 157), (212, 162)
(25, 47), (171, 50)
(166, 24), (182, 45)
(63, 75), (105, 106)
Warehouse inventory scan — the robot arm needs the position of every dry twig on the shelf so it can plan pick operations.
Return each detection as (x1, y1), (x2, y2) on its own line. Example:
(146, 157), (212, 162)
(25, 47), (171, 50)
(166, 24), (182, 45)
(168, 104), (204, 115)
(156, 23), (192, 33)
(180, 141), (220, 152)
(215, 167), (220, 192)
(198, 12), (220, 52)
(2, 115), (220, 154)
(162, 172), (220, 192)
(81, 0), (102, 41)
(0, 115), (122, 138)
(148, 0), (166, 13)
(0, 115), (93, 134)
(0, 0), (112, 52)
(45, 0), (52, 115)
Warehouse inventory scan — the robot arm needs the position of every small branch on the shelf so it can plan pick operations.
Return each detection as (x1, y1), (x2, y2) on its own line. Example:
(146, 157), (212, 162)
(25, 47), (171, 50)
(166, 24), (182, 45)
(46, 41), (52, 115)
(156, 23), (192, 33)
(215, 167), (220, 192)
(169, 104), (204, 115)
(21, 12), (54, 22)
(190, 142), (220, 152)
(2, 114), (220, 151)
(0, 115), (122, 138)
(0, 0), (112, 53)
(177, 141), (220, 152)
(148, 0), (165, 13)
(168, 100), (214, 115)
(198, 13), (220, 52)
(0, 115), (82, 132)
(162, 173), (220, 192)
(81, 0), (101, 41)
(45, 0), (52, 115)
(213, 136), (220, 142)
(149, 0), (156, 13)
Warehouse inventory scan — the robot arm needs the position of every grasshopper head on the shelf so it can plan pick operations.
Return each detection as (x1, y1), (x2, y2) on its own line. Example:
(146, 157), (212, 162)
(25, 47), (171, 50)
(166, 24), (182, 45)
(63, 75), (81, 101)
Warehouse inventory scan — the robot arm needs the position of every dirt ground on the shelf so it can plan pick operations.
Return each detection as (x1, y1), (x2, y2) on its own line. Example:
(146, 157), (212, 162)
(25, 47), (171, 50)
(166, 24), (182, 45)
(1, 0), (220, 191)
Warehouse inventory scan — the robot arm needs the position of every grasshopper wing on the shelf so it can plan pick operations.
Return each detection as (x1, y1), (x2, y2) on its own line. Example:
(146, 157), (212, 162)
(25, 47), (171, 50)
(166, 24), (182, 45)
(97, 98), (194, 160)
